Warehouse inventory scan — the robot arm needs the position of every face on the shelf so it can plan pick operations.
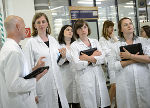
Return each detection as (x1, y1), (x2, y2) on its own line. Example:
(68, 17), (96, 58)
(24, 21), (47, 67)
(34, 16), (48, 33)
(76, 24), (88, 38)
(121, 19), (134, 35)
(64, 26), (73, 38)
(19, 19), (26, 40)
(140, 28), (148, 38)
(107, 26), (114, 35)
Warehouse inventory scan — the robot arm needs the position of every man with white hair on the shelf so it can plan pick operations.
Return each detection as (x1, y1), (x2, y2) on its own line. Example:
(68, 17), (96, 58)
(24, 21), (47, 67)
(0, 15), (47, 108)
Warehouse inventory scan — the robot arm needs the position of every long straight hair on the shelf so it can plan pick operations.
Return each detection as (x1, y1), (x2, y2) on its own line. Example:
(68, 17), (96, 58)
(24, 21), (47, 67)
(102, 20), (114, 40)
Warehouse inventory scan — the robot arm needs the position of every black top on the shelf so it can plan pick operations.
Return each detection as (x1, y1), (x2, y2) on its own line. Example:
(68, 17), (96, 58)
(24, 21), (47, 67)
(44, 41), (49, 47)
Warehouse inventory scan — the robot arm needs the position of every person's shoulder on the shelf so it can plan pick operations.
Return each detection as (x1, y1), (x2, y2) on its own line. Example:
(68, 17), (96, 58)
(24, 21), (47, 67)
(89, 38), (99, 43)
(27, 36), (36, 42)
(99, 36), (106, 41)
(24, 37), (36, 46)
(136, 36), (147, 43)
(112, 41), (121, 49)
(48, 35), (56, 40)
(70, 40), (79, 48)
(1, 41), (20, 57)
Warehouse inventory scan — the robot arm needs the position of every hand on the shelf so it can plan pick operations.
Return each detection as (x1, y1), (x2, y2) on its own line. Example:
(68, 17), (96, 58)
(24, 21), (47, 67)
(79, 53), (89, 61)
(59, 48), (66, 59)
(110, 32), (114, 38)
(111, 35), (118, 42)
(92, 50), (101, 56)
(120, 47), (139, 60)
(33, 57), (45, 71)
(120, 47), (131, 59)
(35, 96), (39, 104)
(36, 69), (48, 81)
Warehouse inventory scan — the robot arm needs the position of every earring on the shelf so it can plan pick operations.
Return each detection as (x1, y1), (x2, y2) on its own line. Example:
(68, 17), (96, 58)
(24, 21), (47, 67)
(35, 28), (38, 33)
(46, 27), (48, 32)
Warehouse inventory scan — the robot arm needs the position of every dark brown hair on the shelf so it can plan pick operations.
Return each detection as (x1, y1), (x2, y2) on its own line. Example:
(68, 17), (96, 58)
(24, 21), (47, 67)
(73, 19), (91, 39)
(102, 20), (114, 40)
(31, 12), (51, 37)
(58, 25), (75, 44)
(118, 17), (135, 38)
(141, 25), (150, 38)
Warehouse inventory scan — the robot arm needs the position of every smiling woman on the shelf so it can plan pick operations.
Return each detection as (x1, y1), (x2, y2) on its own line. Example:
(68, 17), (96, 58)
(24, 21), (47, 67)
(24, 12), (69, 108)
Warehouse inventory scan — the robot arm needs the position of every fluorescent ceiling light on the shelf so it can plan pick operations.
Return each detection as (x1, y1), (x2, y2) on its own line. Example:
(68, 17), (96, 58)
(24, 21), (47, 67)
(52, 13), (57, 15)
(124, 6), (133, 8)
(35, 3), (48, 7)
(78, 1), (101, 4)
(139, 8), (146, 11)
(110, 6), (114, 8)
(51, 6), (64, 11)
(129, 12), (134, 15)
(126, 2), (134, 5)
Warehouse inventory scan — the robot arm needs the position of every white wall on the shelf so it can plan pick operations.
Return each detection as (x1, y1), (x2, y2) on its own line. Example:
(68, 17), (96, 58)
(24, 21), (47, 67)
(6, 0), (35, 28)
(5, 0), (35, 48)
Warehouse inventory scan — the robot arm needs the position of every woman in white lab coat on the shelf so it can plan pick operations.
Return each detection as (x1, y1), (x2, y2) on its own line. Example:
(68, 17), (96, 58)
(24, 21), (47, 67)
(58, 25), (80, 108)
(70, 19), (110, 108)
(109, 17), (150, 108)
(99, 20), (118, 106)
(24, 12), (69, 108)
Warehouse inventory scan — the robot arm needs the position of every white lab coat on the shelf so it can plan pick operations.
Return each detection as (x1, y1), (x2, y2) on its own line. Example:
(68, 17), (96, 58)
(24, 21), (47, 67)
(0, 38), (37, 108)
(99, 36), (118, 84)
(109, 37), (150, 108)
(24, 35), (69, 108)
(70, 38), (110, 108)
(58, 44), (79, 103)
(143, 38), (150, 70)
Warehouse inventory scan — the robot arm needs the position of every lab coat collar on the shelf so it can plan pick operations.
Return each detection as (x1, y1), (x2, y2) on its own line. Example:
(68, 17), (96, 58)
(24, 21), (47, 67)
(36, 35), (51, 43)
(6, 38), (21, 49)
(77, 38), (95, 48)
(36, 35), (44, 43)
(119, 35), (138, 42)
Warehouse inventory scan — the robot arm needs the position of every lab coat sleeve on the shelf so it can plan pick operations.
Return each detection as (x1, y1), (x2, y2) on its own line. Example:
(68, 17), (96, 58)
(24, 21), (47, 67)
(5, 51), (36, 93)
(24, 39), (37, 96)
(144, 45), (150, 70)
(99, 40), (116, 83)
(58, 49), (70, 65)
(108, 44), (123, 72)
(52, 39), (67, 66)
(23, 39), (35, 72)
(92, 40), (105, 66)
(70, 43), (88, 71)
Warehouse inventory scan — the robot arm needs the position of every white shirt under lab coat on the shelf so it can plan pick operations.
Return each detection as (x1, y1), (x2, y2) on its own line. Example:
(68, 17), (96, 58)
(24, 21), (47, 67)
(0, 38), (37, 108)
(99, 36), (118, 84)
(24, 35), (69, 108)
(70, 38), (110, 108)
(109, 36), (150, 108)
(58, 44), (79, 103)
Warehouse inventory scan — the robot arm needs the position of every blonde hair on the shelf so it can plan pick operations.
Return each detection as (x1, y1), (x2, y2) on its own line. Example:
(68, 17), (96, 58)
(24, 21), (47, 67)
(102, 20), (114, 40)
